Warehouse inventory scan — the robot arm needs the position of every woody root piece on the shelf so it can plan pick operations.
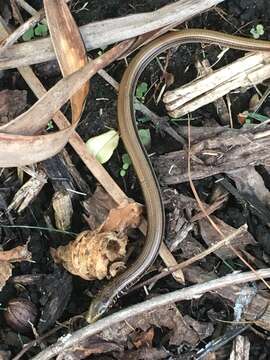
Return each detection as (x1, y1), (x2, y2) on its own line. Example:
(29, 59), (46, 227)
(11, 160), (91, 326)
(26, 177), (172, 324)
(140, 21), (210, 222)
(163, 52), (270, 118)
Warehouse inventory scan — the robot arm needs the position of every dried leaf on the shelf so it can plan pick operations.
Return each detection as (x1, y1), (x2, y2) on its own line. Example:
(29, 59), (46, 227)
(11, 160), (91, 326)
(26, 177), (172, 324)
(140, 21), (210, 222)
(0, 20), (132, 167)
(56, 336), (122, 360)
(133, 327), (154, 349)
(0, 261), (12, 292)
(51, 230), (127, 280)
(0, 245), (32, 262)
(101, 303), (202, 346)
(99, 200), (143, 233)
(83, 185), (117, 230)
(86, 130), (120, 164)
(44, 0), (89, 123)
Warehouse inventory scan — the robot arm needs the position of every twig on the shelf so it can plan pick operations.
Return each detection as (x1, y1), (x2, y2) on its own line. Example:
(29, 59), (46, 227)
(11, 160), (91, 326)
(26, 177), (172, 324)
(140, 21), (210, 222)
(31, 268), (270, 360)
(0, 0), (225, 70)
(131, 223), (247, 291)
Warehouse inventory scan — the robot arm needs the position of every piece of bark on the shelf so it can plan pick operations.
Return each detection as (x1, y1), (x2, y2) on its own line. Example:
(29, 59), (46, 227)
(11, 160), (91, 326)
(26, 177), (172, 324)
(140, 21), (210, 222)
(154, 125), (270, 184)
(7, 168), (47, 213)
(230, 336), (250, 360)
(0, 0), (225, 70)
(37, 267), (72, 333)
(227, 167), (270, 210)
(52, 190), (73, 230)
(164, 52), (270, 118)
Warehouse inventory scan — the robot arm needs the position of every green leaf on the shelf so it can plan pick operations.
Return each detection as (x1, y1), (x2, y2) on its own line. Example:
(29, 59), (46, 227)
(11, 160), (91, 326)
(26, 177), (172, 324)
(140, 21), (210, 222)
(256, 24), (264, 35)
(122, 153), (132, 166)
(136, 82), (148, 100)
(247, 112), (268, 123)
(120, 169), (126, 177)
(34, 23), (48, 37)
(250, 24), (264, 39)
(137, 116), (149, 124)
(122, 162), (130, 170)
(86, 129), (119, 164)
(22, 27), (34, 41)
(138, 128), (151, 148)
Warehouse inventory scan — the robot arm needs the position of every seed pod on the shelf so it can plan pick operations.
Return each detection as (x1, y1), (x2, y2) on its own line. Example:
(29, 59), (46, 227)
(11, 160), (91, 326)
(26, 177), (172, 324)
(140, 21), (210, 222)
(4, 298), (38, 334)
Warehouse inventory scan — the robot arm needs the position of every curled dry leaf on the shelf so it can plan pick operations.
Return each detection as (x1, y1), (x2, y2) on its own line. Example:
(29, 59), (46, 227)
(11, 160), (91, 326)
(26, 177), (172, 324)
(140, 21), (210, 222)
(99, 200), (143, 233)
(0, 244), (32, 262)
(51, 230), (127, 280)
(101, 303), (206, 346)
(0, 261), (12, 292)
(44, 0), (89, 123)
(0, 18), (132, 167)
(0, 244), (32, 291)
(52, 189), (142, 281)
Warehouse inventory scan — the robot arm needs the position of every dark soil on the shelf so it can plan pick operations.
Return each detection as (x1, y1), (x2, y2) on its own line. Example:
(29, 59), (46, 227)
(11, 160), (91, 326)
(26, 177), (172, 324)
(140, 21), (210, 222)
(1, 0), (270, 359)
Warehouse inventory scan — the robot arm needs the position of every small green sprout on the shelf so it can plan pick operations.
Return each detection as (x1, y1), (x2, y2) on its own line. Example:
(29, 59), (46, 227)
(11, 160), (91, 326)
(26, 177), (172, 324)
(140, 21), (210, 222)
(250, 24), (264, 39)
(46, 120), (54, 131)
(120, 129), (151, 177)
(136, 82), (148, 102)
(22, 23), (49, 42)
(120, 153), (132, 177)
(138, 128), (151, 148)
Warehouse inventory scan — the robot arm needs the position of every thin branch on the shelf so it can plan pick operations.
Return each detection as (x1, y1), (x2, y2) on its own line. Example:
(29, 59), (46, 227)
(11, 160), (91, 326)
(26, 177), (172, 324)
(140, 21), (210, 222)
(31, 268), (270, 360)
(0, 0), (225, 70)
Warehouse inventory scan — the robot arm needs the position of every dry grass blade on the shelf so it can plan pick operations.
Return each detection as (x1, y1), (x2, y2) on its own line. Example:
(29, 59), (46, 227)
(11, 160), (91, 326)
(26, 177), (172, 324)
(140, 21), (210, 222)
(44, 0), (89, 123)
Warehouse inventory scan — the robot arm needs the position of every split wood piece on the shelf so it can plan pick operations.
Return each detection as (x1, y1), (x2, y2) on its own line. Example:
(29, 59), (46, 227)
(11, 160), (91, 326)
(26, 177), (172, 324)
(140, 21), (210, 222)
(163, 52), (270, 118)
(0, 0), (225, 70)
(154, 125), (270, 185)
(195, 58), (231, 125)
(0, 23), (184, 282)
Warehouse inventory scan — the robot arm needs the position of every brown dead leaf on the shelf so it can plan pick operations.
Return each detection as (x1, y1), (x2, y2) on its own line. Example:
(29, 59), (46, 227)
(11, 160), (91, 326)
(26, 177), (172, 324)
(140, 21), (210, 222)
(118, 347), (169, 360)
(133, 327), (154, 349)
(0, 261), (12, 292)
(0, 20), (133, 167)
(84, 186), (143, 234)
(83, 185), (117, 230)
(56, 336), (123, 360)
(0, 244), (32, 262)
(44, 0), (89, 123)
(0, 244), (32, 291)
(99, 200), (143, 233)
(0, 350), (11, 360)
(199, 215), (255, 259)
(101, 303), (201, 346)
(51, 230), (127, 280)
